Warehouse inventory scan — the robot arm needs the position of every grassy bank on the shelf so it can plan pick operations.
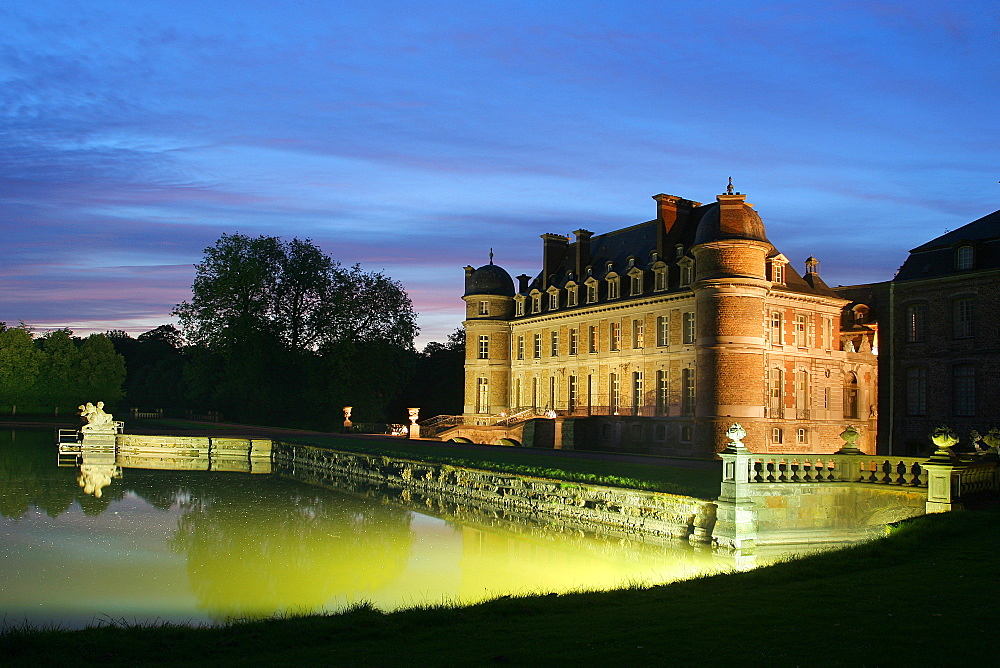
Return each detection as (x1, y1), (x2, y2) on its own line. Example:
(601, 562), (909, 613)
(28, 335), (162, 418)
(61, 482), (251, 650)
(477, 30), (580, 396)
(3, 505), (995, 666)
(285, 435), (721, 499)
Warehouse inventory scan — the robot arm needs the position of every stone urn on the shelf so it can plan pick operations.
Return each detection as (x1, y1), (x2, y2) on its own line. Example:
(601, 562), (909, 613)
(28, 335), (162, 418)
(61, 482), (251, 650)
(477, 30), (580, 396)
(836, 425), (862, 454)
(928, 426), (959, 462)
(725, 423), (747, 451)
(983, 429), (1000, 456)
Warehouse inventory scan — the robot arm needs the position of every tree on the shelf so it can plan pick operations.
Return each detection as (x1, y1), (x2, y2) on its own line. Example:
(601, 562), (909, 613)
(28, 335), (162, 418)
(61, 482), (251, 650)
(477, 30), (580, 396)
(77, 334), (126, 405)
(0, 325), (40, 411)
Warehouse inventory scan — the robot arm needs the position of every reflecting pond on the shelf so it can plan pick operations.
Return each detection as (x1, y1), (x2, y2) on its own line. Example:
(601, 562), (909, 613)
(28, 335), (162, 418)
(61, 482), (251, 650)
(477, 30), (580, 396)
(2, 428), (766, 629)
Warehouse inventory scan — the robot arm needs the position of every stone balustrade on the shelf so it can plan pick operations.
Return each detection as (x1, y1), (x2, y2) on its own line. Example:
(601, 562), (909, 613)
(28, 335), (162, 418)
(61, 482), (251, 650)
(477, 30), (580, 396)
(745, 454), (928, 487)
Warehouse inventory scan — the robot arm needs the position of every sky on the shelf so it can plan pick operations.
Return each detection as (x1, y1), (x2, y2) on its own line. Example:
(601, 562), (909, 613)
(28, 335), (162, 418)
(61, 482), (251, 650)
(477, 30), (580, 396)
(2, 0), (998, 348)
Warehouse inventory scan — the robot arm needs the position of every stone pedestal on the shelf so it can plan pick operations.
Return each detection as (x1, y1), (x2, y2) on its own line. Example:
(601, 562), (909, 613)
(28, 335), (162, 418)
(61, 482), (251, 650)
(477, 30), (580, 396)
(714, 424), (758, 552)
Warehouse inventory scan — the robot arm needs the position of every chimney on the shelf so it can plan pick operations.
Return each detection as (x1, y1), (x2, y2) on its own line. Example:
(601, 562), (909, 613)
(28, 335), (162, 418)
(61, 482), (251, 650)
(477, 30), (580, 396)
(463, 265), (475, 295)
(653, 194), (700, 257)
(540, 233), (569, 289)
(517, 274), (531, 294)
(573, 229), (593, 279)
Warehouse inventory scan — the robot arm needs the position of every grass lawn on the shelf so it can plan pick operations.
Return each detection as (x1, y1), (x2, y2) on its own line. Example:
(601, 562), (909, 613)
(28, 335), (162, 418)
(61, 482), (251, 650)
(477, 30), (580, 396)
(3, 505), (995, 666)
(285, 435), (722, 499)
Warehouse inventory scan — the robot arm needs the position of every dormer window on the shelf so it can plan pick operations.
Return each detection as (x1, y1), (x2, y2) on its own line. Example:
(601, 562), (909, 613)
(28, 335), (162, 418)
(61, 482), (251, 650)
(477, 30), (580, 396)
(768, 255), (789, 285)
(547, 287), (559, 310)
(678, 257), (694, 287)
(585, 278), (599, 303)
(627, 267), (643, 296)
(530, 291), (542, 314)
(566, 282), (579, 307)
(515, 296), (525, 317)
(675, 244), (684, 259)
(652, 261), (668, 291)
(606, 274), (620, 300)
(957, 245), (974, 270)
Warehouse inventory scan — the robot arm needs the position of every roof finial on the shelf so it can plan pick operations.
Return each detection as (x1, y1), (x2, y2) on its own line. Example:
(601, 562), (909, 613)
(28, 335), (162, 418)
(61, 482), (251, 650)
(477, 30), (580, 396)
(489, 248), (494, 265)
(726, 177), (734, 195)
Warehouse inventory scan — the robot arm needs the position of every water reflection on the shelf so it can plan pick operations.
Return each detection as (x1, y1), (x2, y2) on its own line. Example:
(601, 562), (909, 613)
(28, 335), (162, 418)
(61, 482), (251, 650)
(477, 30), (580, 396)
(1, 428), (746, 630)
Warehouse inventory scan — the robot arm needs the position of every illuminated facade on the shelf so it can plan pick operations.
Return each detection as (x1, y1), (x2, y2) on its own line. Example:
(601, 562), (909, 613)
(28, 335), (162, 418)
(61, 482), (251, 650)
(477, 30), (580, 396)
(461, 188), (878, 458)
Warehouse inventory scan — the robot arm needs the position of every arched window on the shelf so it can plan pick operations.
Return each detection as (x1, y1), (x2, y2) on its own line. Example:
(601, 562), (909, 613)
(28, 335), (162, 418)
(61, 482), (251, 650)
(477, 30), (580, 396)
(843, 372), (859, 419)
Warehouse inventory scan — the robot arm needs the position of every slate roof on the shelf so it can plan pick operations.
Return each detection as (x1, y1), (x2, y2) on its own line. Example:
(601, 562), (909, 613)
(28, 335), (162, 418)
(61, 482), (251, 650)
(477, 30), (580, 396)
(895, 209), (1000, 281)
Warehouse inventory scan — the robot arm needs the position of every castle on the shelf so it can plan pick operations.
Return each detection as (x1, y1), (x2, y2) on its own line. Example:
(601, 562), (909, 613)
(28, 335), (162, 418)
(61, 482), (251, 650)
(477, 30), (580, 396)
(459, 186), (878, 458)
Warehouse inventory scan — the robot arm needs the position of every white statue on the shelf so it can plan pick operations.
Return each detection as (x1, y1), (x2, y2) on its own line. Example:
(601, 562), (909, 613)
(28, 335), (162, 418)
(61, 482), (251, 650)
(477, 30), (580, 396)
(80, 401), (115, 432)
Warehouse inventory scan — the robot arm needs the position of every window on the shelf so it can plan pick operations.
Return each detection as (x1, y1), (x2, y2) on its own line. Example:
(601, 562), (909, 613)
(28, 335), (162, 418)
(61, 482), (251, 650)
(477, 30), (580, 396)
(771, 263), (785, 284)
(794, 314), (807, 347)
(631, 372), (643, 415)
(610, 322), (621, 351)
(516, 335), (524, 360)
(681, 368), (695, 415)
(844, 372), (859, 419)
(549, 376), (556, 410)
(531, 292), (541, 314)
(515, 299), (525, 317)
(794, 369), (809, 417)
(906, 367), (927, 416)
(629, 272), (642, 296)
(906, 303), (927, 343)
(657, 315), (669, 347)
(680, 260), (694, 286)
(609, 373), (620, 412)
(953, 298), (974, 339)
(680, 425), (693, 442)
(953, 364), (976, 416)
(548, 290), (559, 310)
(586, 280), (599, 303)
(656, 369), (669, 416)
(822, 317), (834, 350)
(633, 319), (644, 348)
(770, 311), (784, 345)
(476, 377), (489, 414)
(531, 377), (538, 408)
(607, 276), (620, 300)
(682, 312), (695, 345)
(823, 387), (830, 410)
(589, 325), (599, 353)
(567, 285), (578, 307)
(772, 428), (783, 444)
(569, 328), (578, 355)
(513, 378), (521, 409)
(769, 367), (784, 416)
(568, 375), (577, 412)
(654, 266), (668, 291)
(550, 330), (559, 357)
(957, 245), (974, 270)
(796, 428), (807, 445)
(478, 301), (489, 316)
(533, 333), (541, 358)
(478, 334), (489, 359)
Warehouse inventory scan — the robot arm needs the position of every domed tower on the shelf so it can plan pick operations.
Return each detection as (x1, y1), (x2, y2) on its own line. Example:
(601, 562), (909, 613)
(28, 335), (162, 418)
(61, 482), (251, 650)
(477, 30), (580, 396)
(690, 188), (772, 453)
(462, 258), (515, 419)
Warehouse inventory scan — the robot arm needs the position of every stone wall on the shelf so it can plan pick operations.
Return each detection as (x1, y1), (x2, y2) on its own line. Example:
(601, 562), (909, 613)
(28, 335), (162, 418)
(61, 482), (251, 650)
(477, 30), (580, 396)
(114, 434), (272, 473)
(274, 442), (718, 544)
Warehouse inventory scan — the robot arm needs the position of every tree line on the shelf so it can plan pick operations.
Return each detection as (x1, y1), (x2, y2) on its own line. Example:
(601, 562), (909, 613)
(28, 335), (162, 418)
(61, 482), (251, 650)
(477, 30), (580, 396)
(1, 233), (465, 428)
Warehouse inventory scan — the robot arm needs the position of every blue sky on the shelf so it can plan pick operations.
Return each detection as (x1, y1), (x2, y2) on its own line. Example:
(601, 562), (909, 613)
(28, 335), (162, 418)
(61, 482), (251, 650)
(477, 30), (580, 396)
(2, 0), (997, 347)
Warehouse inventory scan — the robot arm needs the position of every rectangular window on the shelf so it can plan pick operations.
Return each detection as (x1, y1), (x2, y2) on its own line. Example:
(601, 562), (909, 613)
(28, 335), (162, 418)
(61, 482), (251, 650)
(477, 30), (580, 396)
(550, 330), (559, 357)
(569, 328), (578, 355)
(769, 368), (784, 415)
(630, 273), (642, 296)
(953, 298), (974, 339)
(567, 286), (578, 307)
(549, 291), (559, 310)
(906, 304), (926, 343)
(568, 375), (577, 412)
(680, 263), (693, 286)
(516, 300), (524, 317)
(657, 315), (669, 347)
(517, 335), (524, 360)
(531, 293), (541, 314)
(513, 378), (521, 409)
(953, 364), (976, 416)
(794, 314), (807, 347)
(478, 334), (489, 359)
(957, 245), (974, 270)
(476, 377), (489, 414)
(822, 317), (834, 350)
(610, 322), (621, 351)
(771, 263), (785, 284)
(549, 376), (556, 410)
(633, 319), (644, 348)
(631, 371), (643, 416)
(683, 312), (695, 345)
(796, 428), (807, 445)
(770, 311), (783, 346)
(823, 387), (829, 410)
(656, 369), (669, 416)
(610, 373), (620, 412)
(794, 369), (808, 418)
(906, 367), (927, 416)
(589, 325), (599, 353)
(681, 368), (695, 415)
(772, 428), (783, 444)
(478, 301), (489, 316)
(607, 278), (620, 300)
(586, 282), (598, 303)
(533, 333), (541, 358)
